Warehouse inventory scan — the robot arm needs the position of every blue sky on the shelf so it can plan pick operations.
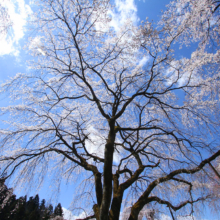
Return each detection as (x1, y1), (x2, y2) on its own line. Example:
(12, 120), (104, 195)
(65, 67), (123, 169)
(0, 0), (171, 101)
(0, 0), (217, 219)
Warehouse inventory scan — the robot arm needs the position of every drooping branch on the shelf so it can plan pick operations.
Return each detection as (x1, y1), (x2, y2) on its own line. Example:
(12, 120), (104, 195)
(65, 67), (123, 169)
(128, 149), (220, 220)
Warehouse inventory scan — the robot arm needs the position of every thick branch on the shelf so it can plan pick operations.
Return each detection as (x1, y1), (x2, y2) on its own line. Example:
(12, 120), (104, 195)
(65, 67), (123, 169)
(148, 195), (209, 211)
(100, 123), (116, 220)
(128, 150), (220, 220)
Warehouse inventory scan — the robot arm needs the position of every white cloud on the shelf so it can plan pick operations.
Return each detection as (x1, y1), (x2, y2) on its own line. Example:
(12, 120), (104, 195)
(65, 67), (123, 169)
(62, 207), (75, 220)
(85, 126), (105, 158)
(0, 0), (139, 56)
(164, 60), (195, 87)
(138, 56), (149, 67)
(94, 0), (139, 33)
(28, 36), (46, 56)
(85, 126), (122, 164)
(63, 208), (95, 220)
(0, 0), (32, 56)
(109, 0), (139, 31)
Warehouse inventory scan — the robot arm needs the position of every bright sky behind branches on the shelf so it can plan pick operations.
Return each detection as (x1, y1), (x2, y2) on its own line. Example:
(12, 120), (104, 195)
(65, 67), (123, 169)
(0, 0), (216, 219)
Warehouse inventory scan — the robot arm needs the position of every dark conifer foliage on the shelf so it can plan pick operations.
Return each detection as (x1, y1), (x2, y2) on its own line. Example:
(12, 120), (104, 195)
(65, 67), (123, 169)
(54, 203), (63, 217)
(0, 179), (63, 220)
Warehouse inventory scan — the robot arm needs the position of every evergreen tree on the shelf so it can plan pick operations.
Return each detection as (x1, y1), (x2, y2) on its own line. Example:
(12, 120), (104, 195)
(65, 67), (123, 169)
(0, 179), (63, 220)
(43, 204), (54, 220)
(34, 194), (40, 209)
(25, 195), (40, 220)
(2, 194), (17, 219)
(40, 199), (46, 211)
(54, 203), (63, 217)
(48, 204), (53, 216)
(39, 199), (46, 219)
(13, 196), (27, 220)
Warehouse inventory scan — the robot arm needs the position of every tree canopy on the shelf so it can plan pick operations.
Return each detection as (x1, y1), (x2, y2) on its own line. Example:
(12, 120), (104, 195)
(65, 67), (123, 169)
(0, 0), (12, 36)
(0, 0), (220, 219)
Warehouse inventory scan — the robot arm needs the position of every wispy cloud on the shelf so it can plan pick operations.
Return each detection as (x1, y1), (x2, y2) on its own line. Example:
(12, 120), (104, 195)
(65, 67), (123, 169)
(1, 0), (139, 56)
(138, 56), (149, 67)
(109, 0), (139, 31)
(0, 0), (32, 56)
(85, 126), (122, 164)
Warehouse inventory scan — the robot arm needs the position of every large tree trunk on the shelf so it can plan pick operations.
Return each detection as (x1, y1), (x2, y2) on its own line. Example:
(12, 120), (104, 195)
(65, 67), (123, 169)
(99, 121), (116, 220)
(109, 174), (124, 220)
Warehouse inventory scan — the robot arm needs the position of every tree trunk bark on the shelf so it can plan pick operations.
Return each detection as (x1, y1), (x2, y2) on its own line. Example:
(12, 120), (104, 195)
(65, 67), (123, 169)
(109, 174), (123, 220)
(99, 121), (116, 220)
(93, 204), (100, 220)
(95, 172), (103, 207)
(109, 194), (123, 220)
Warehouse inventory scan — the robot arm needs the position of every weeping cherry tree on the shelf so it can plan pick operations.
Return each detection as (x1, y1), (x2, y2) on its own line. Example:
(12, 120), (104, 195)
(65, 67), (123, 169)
(0, 0), (220, 219)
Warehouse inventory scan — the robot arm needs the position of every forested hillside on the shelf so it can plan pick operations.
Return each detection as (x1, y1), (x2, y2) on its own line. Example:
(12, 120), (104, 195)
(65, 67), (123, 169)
(0, 178), (63, 220)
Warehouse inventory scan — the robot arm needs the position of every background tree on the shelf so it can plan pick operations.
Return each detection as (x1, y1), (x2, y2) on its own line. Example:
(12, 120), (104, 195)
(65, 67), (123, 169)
(27, 195), (40, 220)
(39, 199), (46, 219)
(54, 203), (63, 217)
(0, 178), (16, 219)
(0, 180), (63, 220)
(14, 196), (27, 220)
(0, 0), (220, 220)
